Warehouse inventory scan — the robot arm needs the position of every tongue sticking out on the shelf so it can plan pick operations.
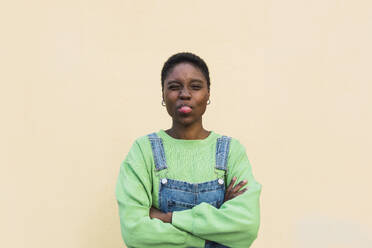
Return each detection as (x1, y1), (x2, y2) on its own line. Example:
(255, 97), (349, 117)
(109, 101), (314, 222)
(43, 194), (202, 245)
(179, 106), (192, 114)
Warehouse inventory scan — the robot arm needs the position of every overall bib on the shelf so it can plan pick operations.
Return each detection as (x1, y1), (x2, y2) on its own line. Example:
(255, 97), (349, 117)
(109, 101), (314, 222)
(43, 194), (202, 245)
(148, 132), (231, 248)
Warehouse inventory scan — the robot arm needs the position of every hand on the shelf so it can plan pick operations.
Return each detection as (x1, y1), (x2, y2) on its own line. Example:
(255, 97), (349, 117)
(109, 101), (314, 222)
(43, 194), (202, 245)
(149, 206), (172, 223)
(224, 176), (248, 202)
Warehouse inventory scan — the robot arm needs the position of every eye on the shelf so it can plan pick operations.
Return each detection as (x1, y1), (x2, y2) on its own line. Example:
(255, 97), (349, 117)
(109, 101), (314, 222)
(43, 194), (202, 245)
(192, 85), (202, 90)
(169, 85), (180, 90)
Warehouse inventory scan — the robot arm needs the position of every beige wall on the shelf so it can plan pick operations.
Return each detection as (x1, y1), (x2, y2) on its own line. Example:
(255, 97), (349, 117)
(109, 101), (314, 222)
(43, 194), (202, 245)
(1, 0), (371, 247)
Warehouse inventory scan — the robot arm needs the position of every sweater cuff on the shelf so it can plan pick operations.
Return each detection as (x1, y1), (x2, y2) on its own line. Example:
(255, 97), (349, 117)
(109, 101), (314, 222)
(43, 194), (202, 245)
(184, 233), (205, 248)
(172, 209), (194, 233)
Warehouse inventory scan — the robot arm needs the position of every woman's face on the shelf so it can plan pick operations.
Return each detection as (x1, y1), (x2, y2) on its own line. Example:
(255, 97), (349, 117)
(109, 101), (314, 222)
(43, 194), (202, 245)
(162, 62), (210, 126)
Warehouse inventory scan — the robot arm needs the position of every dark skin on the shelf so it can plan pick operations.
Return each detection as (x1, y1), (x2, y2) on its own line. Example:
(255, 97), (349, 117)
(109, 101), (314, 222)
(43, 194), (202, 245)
(163, 62), (211, 140)
(149, 62), (248, 241)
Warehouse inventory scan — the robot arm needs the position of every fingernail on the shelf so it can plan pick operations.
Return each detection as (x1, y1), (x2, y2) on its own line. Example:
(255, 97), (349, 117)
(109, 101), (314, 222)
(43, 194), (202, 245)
(243, 180), (247, 183)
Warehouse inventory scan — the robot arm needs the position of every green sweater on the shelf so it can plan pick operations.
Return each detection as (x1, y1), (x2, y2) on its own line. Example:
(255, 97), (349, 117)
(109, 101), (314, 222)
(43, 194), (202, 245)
(115, 129), (262, 248)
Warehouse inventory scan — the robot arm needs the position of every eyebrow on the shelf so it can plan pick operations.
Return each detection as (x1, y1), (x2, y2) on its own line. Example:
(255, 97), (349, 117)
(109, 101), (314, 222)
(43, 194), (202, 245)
(190, 79), (204, 84)
(167, 80), (181, 85)
(167, 79), (204, 85)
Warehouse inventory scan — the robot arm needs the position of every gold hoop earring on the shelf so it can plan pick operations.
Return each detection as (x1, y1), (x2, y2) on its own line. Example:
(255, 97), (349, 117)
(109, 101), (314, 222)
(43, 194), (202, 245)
(207, 99), (211, 105)
(161, 100), (166, 106)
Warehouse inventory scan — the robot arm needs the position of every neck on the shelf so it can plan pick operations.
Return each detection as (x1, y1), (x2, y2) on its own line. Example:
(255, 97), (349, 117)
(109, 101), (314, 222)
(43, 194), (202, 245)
(166, 120), (210, 140)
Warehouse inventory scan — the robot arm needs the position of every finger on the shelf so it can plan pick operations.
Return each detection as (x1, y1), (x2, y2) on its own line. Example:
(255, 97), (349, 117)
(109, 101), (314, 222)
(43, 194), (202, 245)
(224, 178), (235, 201)
(226, 176), (237, 193)
(233, 187), (248, 197)
(231, 180), (248, 194)
(225, 187), (248, 202)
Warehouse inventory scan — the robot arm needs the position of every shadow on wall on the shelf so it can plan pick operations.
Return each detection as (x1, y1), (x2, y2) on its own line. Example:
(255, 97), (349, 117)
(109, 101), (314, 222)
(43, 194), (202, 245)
(295, 214), (372, 248)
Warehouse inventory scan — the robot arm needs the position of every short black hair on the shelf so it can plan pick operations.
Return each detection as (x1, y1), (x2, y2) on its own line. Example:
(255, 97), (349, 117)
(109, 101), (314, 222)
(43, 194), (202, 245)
(161, 52), (210, 92)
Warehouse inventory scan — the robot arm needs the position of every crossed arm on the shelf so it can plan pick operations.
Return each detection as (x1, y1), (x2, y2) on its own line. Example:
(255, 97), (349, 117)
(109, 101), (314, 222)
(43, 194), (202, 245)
(149, 176), (248, 223)
(116, 140), (261, 248)
(149, 177), (248, 245)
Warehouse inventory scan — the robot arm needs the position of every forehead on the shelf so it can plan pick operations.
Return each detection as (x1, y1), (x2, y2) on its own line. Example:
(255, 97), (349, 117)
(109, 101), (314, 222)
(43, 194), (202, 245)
(165, 62), (206, 83)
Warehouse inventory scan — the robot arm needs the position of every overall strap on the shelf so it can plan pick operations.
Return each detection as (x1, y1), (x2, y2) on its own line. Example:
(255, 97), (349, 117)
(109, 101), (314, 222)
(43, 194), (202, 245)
(215, 135), (232, 171)
(147, 132), (168, 171)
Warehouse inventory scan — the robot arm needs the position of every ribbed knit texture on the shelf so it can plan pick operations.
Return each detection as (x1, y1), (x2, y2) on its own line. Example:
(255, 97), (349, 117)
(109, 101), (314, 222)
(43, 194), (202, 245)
(156, 129), (221, 183)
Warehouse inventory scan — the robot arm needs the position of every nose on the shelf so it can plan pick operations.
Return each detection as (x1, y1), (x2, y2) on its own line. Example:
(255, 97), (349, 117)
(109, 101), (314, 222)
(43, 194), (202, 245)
(179, 87), (191, 99)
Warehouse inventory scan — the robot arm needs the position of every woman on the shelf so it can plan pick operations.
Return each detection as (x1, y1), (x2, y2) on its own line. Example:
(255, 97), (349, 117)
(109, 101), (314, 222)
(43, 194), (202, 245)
(116, 52), (262, 248)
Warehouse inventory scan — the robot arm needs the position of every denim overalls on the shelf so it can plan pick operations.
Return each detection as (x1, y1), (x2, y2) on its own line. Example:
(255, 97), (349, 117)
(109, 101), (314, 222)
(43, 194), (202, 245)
(147, 132), (232, 248)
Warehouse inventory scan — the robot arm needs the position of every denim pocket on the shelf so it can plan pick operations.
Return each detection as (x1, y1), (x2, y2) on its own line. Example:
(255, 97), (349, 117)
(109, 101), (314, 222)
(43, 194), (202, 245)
(167, 199), (195, 211)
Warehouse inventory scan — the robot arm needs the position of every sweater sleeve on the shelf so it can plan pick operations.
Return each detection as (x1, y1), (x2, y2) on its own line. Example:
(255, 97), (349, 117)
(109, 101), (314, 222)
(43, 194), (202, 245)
(171, 139), (262, 248)
(115, 140), (205, 248)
